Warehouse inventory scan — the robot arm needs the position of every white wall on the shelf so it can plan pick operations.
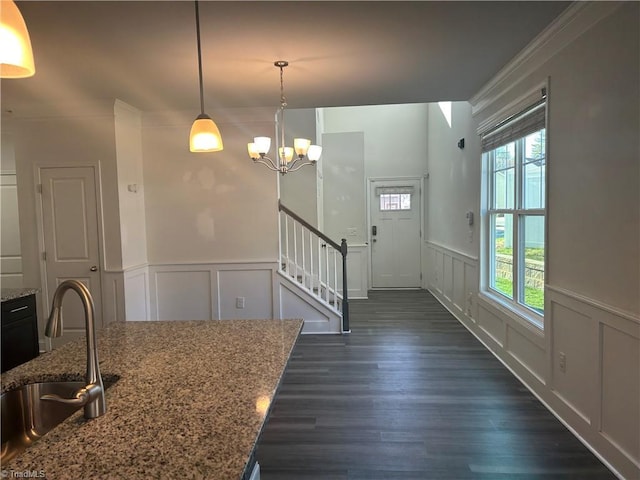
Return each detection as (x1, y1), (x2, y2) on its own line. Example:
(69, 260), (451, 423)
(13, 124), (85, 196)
(321, 132), (366, 244)
(114, 100), (148, 270)
(426, 102), (481, 258)
(429, 3), (639, 478)
(279, 108), (318, 226)
(142, 108), (279, 264)
(322, 104), (429, 179)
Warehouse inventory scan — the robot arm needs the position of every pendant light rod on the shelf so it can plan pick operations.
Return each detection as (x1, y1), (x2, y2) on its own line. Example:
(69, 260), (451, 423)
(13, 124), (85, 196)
(195, 0), (205, 115)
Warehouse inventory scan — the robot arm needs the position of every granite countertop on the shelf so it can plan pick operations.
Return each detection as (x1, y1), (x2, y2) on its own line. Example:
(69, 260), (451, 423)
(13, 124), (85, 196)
(1, 287), (40, 302)
(1, 318), (303, 479)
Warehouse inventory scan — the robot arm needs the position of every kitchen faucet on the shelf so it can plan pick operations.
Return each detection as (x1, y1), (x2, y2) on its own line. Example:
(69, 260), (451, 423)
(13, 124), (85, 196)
(41, 279), (106, 419)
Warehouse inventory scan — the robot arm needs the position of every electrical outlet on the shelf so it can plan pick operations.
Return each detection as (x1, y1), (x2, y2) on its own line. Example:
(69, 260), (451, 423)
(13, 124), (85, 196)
(559, 352), (566, 373)
(236, 297), (245, 309)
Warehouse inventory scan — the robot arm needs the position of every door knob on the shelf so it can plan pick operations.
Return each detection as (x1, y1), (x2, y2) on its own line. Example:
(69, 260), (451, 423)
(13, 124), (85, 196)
(90, 266), (98, 272)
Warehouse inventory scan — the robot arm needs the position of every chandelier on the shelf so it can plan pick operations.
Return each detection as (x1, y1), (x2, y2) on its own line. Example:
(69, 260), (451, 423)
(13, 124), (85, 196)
(247, 61), (321, 174)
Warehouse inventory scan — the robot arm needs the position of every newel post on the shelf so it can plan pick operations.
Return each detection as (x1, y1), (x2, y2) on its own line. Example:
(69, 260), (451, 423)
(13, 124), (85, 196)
(340, 238), (350, 333)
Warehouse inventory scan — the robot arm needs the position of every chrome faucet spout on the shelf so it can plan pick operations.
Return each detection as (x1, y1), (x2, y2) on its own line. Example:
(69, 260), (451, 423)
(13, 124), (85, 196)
(43, 279), (106, 419)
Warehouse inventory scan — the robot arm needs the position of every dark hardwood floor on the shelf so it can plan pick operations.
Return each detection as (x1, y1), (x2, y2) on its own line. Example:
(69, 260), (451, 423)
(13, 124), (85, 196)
(256, 290), (617, 479)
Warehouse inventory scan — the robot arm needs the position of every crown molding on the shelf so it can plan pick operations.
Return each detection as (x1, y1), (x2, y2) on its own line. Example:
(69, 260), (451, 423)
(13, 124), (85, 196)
(470, 1), (624, 117)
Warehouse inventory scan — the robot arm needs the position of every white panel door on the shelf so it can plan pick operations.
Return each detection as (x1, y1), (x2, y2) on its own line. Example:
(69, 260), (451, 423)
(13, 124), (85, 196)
(370, 179), (421, 288)
(39, 166), (103, 349)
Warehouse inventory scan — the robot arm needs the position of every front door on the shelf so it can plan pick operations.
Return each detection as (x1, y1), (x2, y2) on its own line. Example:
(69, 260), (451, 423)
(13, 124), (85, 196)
(370, 179), (422, 288)
(38, 166), (103, 350)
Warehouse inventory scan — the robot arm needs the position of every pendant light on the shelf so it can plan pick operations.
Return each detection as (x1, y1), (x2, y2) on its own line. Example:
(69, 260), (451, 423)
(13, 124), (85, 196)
(189, 0), (223, 152)
(0, 0), (35, 78)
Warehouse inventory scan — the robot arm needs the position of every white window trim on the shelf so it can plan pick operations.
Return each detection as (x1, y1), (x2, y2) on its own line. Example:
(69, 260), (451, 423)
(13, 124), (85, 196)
(480, 82), (549, 330)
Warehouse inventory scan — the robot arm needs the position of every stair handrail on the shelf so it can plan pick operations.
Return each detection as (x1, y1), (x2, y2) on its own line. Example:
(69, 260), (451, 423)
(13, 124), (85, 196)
(278, 201), (341, 251)
(278, 201), (350, 332)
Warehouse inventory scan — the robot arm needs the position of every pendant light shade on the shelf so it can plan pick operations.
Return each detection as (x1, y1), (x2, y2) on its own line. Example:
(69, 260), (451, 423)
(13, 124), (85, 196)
(190, 113), (223, 152)
(0, 0), (35, 78)
(189, 1), (223, 153)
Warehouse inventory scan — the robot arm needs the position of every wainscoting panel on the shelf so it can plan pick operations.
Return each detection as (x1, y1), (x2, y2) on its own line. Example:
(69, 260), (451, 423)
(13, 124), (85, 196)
(217, 268), (273, 319)
(550, 300), (595, 424)
(426, 242), (640, 478)
(154, 269), (213, 320)
(600, 323), (640, 465)
(547, 287), (640, 477)
(452, 257), (465, 312)
(123, 265), (150, 321)
(506, 324), (545, 384)
(464, 262), (478, 321)
(101, 271), (124, 326)
(147, 262), (278, 322)
(426, 242), (476, 322)
(477, 302), (506, 348)
(346, 244), (368, 299)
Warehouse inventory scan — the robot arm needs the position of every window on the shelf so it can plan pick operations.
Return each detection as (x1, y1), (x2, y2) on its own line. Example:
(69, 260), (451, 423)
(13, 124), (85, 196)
(375, 186), (414, 211)
(380, 193), (411, 211)
(482, 95), (546, 324)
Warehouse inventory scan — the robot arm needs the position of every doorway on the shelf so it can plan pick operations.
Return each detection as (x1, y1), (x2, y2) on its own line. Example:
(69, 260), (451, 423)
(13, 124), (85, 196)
(369, 178), (422, 288)
(36, 165), (103, 350)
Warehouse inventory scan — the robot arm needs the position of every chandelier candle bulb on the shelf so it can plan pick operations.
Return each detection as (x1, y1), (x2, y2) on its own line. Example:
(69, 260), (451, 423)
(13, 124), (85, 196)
(255, 137), (271, 155)
(307, 145), (322, 162)
(294, 138), (311, 156)
(279, 147), (294, 163)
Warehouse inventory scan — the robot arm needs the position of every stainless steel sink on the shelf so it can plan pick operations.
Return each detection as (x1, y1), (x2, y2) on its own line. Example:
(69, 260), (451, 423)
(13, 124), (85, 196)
(1, 380), (115, 463)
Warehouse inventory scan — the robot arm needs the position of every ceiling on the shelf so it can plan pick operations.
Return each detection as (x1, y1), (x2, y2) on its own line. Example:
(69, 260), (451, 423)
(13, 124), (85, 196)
(2, 1), (570, 114)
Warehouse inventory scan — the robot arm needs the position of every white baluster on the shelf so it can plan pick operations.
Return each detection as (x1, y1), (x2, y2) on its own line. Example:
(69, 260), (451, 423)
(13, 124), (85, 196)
(284, 215), (289, 273)
(308, 229), (312, 287)
(301, 227), (306, 287)
(333, 248), (338, 308)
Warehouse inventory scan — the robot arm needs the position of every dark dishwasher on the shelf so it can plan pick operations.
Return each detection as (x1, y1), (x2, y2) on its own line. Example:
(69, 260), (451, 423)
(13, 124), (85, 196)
(1, 294), (39, 373)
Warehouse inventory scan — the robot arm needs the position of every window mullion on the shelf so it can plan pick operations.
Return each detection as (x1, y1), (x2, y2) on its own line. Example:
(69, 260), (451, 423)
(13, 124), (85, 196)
(512, 139), (521, 305)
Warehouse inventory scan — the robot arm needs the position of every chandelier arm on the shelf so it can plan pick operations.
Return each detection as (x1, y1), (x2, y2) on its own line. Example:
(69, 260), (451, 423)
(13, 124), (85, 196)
(287, 159), (316, 173)
(253, 157), (280, 172)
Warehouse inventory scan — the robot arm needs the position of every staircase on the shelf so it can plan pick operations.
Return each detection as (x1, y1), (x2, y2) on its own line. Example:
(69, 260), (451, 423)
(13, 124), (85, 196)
(278, 201), (350, 333)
